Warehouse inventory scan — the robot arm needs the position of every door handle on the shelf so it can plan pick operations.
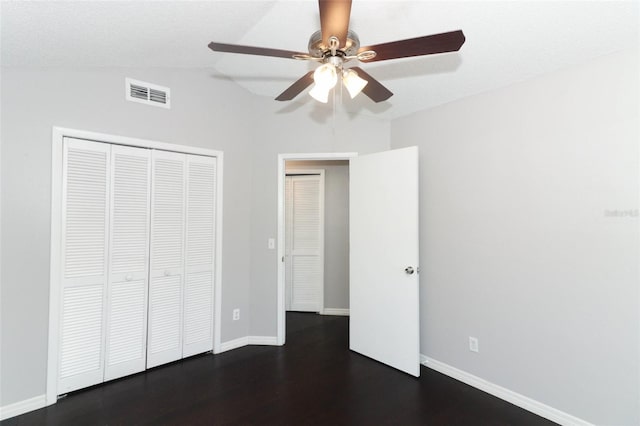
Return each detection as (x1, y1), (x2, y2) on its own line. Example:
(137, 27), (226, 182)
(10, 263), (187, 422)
(405, 266), (414, 275)
(125, 274), (133, 281)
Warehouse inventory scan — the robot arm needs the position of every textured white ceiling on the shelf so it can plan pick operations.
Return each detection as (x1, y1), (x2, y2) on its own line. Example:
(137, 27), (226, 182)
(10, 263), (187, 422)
(2, 1), (638, 119)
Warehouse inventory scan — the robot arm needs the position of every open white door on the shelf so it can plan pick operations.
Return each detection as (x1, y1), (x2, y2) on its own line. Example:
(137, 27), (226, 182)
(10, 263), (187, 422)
(349, 146), (420, 377)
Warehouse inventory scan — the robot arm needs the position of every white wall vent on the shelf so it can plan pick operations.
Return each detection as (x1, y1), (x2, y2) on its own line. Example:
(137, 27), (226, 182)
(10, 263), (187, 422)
(125, 78), (170, 109)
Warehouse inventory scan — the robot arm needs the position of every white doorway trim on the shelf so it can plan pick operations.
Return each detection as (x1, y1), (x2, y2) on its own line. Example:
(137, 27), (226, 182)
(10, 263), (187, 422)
(276, 153), (357, 346)
(47, 127), (224, 405)
(284, 169), (325, 314)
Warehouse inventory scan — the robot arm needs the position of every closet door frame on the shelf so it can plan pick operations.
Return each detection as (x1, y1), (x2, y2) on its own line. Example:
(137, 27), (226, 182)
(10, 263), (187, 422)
(47, 127), (224, 406)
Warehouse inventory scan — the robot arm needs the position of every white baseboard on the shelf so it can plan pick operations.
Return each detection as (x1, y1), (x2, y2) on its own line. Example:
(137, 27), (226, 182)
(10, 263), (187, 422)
(322, 308), (350, 316)
(420, 355), (593, 426)
(248, 336), (278, 345)
(219, 336), (279, 353)
(219, 336), (249, 353)
(0, 394), (46, 421)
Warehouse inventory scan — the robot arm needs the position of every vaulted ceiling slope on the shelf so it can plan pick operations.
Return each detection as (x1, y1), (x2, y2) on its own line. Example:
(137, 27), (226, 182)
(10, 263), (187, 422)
(2, 1), (638, 119)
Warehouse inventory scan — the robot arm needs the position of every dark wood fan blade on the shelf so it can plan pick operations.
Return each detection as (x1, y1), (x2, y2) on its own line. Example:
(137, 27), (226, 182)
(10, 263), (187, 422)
(319, 0), (352, 49)
(358, 30), (465, 62)
(208, 42), (306, 60)
(275, 71), (315, 101)
(349, 67), (393, 102)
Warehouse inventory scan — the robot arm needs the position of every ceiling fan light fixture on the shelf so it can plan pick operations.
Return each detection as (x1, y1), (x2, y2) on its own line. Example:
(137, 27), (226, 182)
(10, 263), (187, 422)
(309, 83), (331, 103)
(313, 63), (338, 90)
(342, 69), (368, 99)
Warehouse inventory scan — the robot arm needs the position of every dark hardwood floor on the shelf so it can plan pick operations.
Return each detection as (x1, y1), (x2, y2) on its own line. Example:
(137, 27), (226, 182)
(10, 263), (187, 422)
(3, 313), (556, 425)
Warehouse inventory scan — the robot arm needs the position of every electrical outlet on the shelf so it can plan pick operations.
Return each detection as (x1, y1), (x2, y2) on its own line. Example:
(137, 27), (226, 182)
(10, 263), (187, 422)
(232, 308), (240, 321)
(469, 336), (479, 353)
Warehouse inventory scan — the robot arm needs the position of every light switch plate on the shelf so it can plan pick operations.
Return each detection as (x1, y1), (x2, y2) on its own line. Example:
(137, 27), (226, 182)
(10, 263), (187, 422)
(268, 238), (275, 249)
(469, 336), (479, 353)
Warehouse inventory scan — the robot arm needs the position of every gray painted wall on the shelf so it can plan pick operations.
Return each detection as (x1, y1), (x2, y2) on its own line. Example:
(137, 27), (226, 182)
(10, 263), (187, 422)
(286, 160), (350, 310)
(247, 101), (390, 337)
(0, 68), (255, 406)
(391, 49), (639, 425)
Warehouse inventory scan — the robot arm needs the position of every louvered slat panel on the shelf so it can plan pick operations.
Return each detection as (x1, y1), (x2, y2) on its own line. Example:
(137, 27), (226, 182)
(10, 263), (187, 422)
(291, 256), (322, 310)
(183, 155), (216, 356)
(292, 178), (320, 251)
(186, 159), (215, 267)
(64, 148), (108, 278)
(183, 271), (213, 346)
(111, 151), (150, 274)
(148, 275), (182, 354)
(59, 285), (104, 379)
(151, 157), (185, 270)
(106, 280), (146, 365)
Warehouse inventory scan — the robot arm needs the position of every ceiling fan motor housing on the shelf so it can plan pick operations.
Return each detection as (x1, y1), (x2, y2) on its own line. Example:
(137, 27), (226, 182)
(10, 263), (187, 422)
(308, 30), (360, 59)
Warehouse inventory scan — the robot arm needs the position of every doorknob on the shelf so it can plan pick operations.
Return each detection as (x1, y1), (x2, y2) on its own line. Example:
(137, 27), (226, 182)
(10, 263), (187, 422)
(405, 266), (414, 275)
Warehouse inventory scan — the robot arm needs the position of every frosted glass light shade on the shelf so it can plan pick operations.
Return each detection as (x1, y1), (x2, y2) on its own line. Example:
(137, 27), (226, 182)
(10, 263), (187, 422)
(342, 69), (368, 99)
(313, 63), (338, 90)
(309, 83), (330, 103)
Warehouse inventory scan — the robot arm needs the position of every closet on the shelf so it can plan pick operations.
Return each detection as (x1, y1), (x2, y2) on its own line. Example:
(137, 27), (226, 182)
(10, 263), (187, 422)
(57, 137), (217, 394)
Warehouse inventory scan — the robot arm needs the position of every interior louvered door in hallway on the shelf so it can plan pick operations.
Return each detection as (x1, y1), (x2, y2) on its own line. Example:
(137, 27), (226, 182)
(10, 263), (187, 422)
(147, 150), (186, 368)
(284, 174), (324, 313)
(104, 145), (151, 381)
(58, 138), (110, 394)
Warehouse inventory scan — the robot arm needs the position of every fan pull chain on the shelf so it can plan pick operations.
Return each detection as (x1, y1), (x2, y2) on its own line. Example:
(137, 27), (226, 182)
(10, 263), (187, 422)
(332, 83), (337, 132)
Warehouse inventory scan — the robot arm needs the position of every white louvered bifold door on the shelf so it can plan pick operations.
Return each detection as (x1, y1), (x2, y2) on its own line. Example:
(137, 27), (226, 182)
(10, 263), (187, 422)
(147, 150), (186, 368)
(104, 145), (151, 381)
(182, 155), (216, 357)
(288, 175), (323, 312)
(58, 138), (110, 394)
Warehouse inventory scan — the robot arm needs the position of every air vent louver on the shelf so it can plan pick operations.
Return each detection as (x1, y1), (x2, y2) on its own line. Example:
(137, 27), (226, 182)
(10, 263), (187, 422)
(149, 89), (167, 104)
(130, 84), (149, 100)
(126, 78), (170, 109)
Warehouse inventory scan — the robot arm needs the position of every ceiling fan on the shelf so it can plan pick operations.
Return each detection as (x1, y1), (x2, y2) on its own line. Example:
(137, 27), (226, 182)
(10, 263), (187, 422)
(208, 0), (465, 103)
